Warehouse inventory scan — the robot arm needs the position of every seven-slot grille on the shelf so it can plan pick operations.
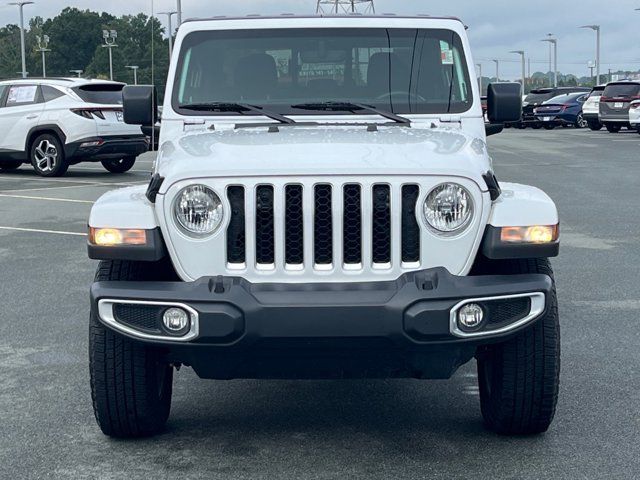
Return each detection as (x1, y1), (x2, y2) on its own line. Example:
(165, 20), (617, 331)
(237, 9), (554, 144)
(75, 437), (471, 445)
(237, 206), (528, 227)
(226, 182), (421, 272)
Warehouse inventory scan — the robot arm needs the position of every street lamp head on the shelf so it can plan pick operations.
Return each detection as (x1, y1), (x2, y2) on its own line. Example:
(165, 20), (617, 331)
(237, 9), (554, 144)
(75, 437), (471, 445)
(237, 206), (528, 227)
(580, 25), (600, 31)
(102, 29), (109, 39)
(110, 30), (117, 39)
(510, 50), (525, 56)
(541, 38), (557, 44)
(8, 1), (35, 6)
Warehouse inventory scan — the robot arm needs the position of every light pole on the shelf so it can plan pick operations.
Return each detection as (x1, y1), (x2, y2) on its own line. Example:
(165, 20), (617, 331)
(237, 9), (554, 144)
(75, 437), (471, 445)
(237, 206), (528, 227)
(476, 63), (482, 93)
(492, 59), (499, 82)
(541, 37), (557, 87)
(126, 65), (139, 85)
(9, 1), (34, 79)
(102, 29), (118, 81)
(510, 50), (526, 96)
(36, 34), (50, 77)
(69, 69), (83, 78)
(158, 11), (177, 59)
(546, 33), (554, 73)
(580, 25), (600, 85)
(176, 0), (182, 25)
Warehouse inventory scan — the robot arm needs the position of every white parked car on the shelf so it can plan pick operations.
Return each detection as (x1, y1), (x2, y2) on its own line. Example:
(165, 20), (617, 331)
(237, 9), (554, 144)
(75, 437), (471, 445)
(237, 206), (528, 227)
(87, 15), (561, 438)
(0, 78), (148, 176)
(629, 100), (640, 134)
(582, 85), (605, 131)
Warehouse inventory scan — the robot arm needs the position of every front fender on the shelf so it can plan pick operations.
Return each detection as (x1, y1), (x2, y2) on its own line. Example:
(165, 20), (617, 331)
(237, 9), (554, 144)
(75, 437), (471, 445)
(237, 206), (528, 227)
(89, 185), (158, 229)
(488, 182), (558, 227)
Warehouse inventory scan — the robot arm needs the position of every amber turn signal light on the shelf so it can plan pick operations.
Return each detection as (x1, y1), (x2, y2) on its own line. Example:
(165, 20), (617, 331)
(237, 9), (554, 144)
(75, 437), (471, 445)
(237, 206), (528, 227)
(89, 227), (147, 246)
(500, 225), (559, 244)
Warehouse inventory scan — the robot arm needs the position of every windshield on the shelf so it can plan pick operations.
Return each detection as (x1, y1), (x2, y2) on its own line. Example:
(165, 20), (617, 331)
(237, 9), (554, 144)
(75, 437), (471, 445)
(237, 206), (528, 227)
(173, 28), (472, 115)
(603, 83), (640, 98)
(524, 92), (554, 104)
(545, 93), (583, 104)
(73, 84), (124, 105)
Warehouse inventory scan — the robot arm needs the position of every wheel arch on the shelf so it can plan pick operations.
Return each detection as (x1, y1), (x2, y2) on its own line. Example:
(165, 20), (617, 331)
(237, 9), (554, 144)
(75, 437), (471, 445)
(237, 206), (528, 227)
(26, 124), (67, 154)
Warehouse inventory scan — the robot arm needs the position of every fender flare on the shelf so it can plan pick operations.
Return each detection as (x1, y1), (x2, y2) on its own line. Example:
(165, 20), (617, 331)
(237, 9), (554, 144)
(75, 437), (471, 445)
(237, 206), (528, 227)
(25, 124), (67, 152)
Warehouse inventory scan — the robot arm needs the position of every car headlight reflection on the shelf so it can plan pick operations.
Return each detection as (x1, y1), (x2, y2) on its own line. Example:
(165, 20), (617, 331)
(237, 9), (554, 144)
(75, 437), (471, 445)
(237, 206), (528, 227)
(174, 185), (223, 237)
(423, 183), (474, 234)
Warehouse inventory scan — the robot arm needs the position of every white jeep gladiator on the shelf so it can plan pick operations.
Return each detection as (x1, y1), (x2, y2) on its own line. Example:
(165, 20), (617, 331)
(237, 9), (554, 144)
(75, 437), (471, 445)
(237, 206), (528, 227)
(87, 15), (561, 438)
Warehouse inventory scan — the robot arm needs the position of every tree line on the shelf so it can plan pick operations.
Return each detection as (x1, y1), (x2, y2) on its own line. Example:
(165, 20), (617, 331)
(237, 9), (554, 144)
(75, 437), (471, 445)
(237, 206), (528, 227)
(0, 7), (170, 92)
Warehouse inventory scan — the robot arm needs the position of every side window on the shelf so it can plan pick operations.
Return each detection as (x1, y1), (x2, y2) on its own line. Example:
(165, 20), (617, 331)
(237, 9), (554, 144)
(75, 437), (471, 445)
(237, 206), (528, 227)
(5, 85), (41, 107)
(42, 85), (64, 103)
(0, 85), (7, 107)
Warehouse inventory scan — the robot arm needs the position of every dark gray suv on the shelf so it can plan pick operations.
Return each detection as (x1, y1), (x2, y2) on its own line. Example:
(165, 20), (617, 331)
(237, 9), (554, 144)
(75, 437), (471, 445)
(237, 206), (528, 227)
(599, 81), (640, 133)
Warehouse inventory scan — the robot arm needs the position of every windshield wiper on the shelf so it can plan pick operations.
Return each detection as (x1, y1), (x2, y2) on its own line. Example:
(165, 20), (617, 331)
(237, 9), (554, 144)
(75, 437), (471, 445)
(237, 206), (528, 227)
(291, 101), (411, 125)
(179, 102), (296, 124)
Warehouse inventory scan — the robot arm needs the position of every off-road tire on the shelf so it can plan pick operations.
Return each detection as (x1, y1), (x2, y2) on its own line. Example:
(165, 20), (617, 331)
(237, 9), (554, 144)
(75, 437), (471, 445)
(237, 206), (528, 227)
(475, 258), (560, 435)
(90, 260), (173, 438)
(543, 124), (555, 130)
(0, 160), (22, 171)
(30, 133), (68, 177)
(605, 123), (621, 133)
(101, 156), (137, 174)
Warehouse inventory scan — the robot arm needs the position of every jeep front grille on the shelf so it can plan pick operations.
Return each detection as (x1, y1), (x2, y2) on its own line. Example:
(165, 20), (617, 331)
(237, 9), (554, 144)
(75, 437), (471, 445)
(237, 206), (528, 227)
(225, 182), (421, 272)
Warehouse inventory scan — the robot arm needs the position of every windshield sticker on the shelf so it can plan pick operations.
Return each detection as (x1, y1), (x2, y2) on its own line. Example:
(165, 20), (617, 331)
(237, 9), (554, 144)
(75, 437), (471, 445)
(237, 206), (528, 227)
(440, 42), (454, 65)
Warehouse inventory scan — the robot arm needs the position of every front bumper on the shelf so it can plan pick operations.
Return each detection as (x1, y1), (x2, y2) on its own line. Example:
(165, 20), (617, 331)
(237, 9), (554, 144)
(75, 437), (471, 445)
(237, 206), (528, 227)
(66, 135), (149, 162)
(91, 268), (552, 379)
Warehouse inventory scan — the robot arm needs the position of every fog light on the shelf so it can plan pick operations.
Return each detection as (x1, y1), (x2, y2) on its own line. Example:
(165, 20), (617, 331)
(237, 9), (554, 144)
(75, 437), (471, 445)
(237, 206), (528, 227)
(162, 307), (190, 334)
(457, 303), (484, 330)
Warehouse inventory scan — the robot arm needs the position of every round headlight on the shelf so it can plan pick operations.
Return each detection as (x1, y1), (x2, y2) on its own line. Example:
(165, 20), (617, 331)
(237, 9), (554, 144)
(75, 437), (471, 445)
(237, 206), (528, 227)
(174, 185), (223, 236)
(423, 183), (473, 234)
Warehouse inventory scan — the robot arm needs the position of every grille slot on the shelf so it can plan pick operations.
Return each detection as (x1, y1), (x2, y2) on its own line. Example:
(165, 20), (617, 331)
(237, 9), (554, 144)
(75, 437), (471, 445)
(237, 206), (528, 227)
(372, 184), (391, 264)
(314, 184), (333, 265)
(255, 185), (275, 265)
(226, 186), (246, 264)
(484, 297), (532, 329)
(401, 185), (420, 263)
(285, 185), (304, 265)
(343, 184), (362, 264)
(113, 304), (162, 332)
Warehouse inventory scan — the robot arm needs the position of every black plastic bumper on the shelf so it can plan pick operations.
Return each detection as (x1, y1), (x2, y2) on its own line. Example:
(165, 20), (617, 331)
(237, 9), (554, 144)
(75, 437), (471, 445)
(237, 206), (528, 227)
(90, 268), (553, 379)
(66, 135), (149, 161)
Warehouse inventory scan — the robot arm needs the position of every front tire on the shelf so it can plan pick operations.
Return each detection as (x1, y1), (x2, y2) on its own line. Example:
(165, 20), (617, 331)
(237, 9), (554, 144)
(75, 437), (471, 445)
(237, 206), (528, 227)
(101, 156), (136, 174)
(587, 119), (603, 131)
(605, 123), (621, 133)
(90, 260), (173, 438)
(476, 258), (560, 435)
(574, 114), (588, 129)
(30, 133), (68, 177)
(543, 124), (555, 130)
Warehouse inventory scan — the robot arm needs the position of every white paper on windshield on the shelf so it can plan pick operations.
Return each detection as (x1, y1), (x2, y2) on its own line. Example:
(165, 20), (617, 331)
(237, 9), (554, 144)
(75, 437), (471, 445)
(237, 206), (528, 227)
(8, 86), (38, 104)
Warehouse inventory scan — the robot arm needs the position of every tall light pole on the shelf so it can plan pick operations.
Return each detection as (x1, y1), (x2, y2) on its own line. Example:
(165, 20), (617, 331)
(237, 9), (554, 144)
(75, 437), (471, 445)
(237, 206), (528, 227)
(492, 59), (499, 82)
(158, 11), (177, 59)
(102, 29), (118, 81)
(510, 50), (526, 96)
(580, 25), (601, 85)
(126, 65), (139, 85)
(36, 34), (50, 77)
(541, 37), (557, 87)
(546, 33), (554, 73)
(176, 0), (182, 25)
(476, 63), (482, 93)
(9, 1), (34, 79)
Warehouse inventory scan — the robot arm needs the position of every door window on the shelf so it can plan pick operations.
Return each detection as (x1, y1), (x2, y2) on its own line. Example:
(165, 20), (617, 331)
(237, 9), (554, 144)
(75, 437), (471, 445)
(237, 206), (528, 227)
(5, 85), (42, 107)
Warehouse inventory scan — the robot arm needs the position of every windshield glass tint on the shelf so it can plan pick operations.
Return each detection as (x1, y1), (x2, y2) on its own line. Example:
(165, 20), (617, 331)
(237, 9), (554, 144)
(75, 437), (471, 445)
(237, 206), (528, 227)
(589, 89), (604, 98)
(603, 84), (640, 98)
(73, 84), (124, 104)
(174, 28), (472, 115)
(525, 93), (553, 104)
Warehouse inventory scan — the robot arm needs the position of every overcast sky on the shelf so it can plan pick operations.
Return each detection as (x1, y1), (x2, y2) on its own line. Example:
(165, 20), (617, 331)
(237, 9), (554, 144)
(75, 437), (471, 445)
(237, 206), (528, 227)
(1, 0), (639, 79)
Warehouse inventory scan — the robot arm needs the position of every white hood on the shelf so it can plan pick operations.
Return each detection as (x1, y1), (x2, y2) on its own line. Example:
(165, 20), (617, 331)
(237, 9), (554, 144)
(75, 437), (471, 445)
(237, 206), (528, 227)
(156, 125), (491, 193)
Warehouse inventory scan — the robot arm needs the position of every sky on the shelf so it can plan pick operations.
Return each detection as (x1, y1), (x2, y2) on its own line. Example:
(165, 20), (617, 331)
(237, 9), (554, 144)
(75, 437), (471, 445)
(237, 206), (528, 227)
(1, 0), (639, 79)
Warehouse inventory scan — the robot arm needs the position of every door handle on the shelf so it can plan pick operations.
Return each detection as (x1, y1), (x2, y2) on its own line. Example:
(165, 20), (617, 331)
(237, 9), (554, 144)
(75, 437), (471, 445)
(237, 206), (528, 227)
(26, 114), (39, 119)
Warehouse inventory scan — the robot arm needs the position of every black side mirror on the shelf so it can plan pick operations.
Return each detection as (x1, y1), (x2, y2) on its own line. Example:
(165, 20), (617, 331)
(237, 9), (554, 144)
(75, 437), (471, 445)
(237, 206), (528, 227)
(123, 85), (157, 126)
(487, 83), (522, 124)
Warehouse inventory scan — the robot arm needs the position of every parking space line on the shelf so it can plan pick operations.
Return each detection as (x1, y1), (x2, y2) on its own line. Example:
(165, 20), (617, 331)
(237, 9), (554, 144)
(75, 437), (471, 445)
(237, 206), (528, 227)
(0, 184), (129, 193)
(0, 226), (87, 236)
(0, 175), (145, 187)
(0, 193), (94, 204)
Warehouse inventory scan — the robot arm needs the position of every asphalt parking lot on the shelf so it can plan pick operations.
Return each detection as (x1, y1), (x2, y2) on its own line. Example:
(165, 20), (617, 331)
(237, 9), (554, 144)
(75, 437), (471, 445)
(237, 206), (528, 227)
(1, 128), (639, 479)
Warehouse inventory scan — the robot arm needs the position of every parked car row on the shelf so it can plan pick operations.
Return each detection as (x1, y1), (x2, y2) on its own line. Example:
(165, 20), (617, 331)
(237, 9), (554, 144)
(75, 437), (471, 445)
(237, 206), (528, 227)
(503, 80), (640, 135)
(0, 78), (150, 177)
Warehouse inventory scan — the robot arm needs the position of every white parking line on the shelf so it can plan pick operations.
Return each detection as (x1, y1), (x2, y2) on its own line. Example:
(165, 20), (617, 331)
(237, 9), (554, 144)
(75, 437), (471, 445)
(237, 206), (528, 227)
(0, 226), (87, 236)
(0, 184), (126, 193)
(0, 193), (94, 204)
(0, 175), (145, 187)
